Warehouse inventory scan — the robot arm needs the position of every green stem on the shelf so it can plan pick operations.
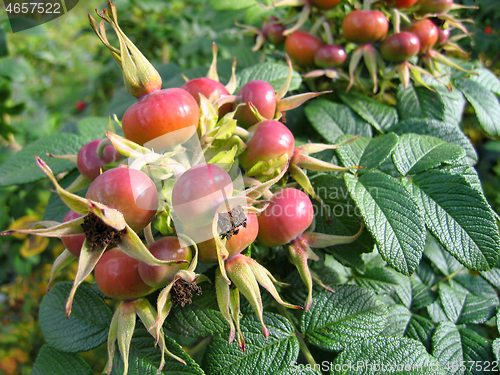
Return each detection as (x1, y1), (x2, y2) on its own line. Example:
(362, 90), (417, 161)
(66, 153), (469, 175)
(391, 9), (401, 34)
(363, 0), (371, 11)
(323, 22), (334, 45)
(430, 267), (465, 292)
(277, 304), (317, 367)
(310, 15), (326, 36)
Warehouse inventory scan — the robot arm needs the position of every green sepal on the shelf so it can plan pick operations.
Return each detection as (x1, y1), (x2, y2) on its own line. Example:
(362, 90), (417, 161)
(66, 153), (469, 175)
(106, 131), (152, 158)
(208, 145), (239, 169)
(47, 249), (76, 292)
(245, 154), (288, 177)
(215, 268), (236, 343)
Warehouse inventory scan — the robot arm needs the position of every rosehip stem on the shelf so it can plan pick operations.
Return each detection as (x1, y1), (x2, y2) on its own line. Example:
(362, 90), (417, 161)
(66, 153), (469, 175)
(233, 126), (250, 140)
(391, 9), (401, 34)
(144, 223), (154, 246)
(363, 0), (371, 11)
(322, 22), (334, 45)
(310, 15), (327, 37)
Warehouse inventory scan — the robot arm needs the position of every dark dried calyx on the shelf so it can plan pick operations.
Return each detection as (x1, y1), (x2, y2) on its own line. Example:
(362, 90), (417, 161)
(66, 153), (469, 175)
(170, 278), (202, 307)
(218, 205), (247, 241)
(81, 213), (126, 251)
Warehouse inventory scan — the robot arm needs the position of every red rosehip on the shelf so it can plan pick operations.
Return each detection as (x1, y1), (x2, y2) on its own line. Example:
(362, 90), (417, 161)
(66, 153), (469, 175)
(138, 237), (192, 288)
(257, 188), (314, 247)
(86, 168), (158, 232)
(342, 10), (389, 45)
(285, 31), (325, 66)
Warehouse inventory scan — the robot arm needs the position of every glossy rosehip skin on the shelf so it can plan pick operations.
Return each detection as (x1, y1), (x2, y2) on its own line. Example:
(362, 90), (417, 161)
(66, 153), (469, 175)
(342, 11), (389, 45)
(185, 212), (259, 263)
(181, 77), (232, 117)
(122, 88), (200, 148)
(257, 188), (314, 247)
(437, 28), (450, 46)
(263, 18), (286, 45)
(172, 164), (233, 228)
(138, 237), (192, 288)
(418, 0), (453, 14)
(385, 0), (418, 8)
(77, 139), (122, 181)
(381, 32), (421, 63)
(285, 31), (325, 66)
(405, 19), (439, 54)
(61, 210), (86, 257)
(86, 168), (158, 232)
(239, 120), (295, 172)
(95, 248), (154, 300)
(234, 80), (277, 129)
(314, 45), (347, 68)
(311, 0), (341, 10)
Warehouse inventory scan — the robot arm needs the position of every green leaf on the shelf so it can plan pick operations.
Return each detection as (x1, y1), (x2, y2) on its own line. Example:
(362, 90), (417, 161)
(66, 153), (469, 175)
(310, 175), (374, 269)
(110, 325), (204, 375)
(165, 282), (230, 337)
(237, 62), (301, 91)
(389, 119), (477, 165)
(455, 79), (500, 137)
(380, 304), (412, 337)
(209, 0), (256, 11)
(305, 99), (372, 144)
(493, 339), (500, 362)
(203, 312), (298, 375)
(411, 273), (437, 310)
(301, 287), (387, 351)
(422, 75), (466, 125)
(482, 259), (500, 289)
(106, 87), (136, 119)
(355, 267), (412, 308)
(76, 117), (110, 141)
(336, 133), (399, 172)
(440, 164), (483, 194)
(432, 322), (495, 375)
(396, 83), (446, 122)
(424, 235), (462, 276)
(344, 172), (426, 275)
(458, 294), (498, 324)
(405, 315), (436, 353)
(392, 134), (465, 176)
(438, 283), (466, 323)
(468, 68), (500, 96)
(31, 345), (93, 375)
(0, 133), (84, 186)
(330, 336), (444, 374)
(39, 282), (112, 353)
(405, 170), (500, 271)
(339, 92), (398, 132)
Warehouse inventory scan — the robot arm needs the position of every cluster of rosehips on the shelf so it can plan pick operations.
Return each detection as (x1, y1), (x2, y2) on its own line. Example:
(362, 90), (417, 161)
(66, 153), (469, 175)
(2, 2), (362, 373)
(248, 0), (463, 90)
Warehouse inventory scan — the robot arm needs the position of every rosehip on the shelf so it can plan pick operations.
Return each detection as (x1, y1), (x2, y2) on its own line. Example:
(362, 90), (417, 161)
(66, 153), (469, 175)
(314, 45), (347, 68)
(257, 188), (314, 247)
(285, 31), (325, 66)
(61, 210), (86, 257)
(263, 17), (286, 45)
(95, 248), (154, 300)
(138, 237), (192, 288)
(342, 11), (389, 45)
(172, 164), (233, 228)
(405, 19), (439, 54)
(86, 168), (158, 232)
(311, 0), (341, 10)
(233, 80), (277, 129)
(418, 0), (453, 14)
(381, 32), (421, 63)
(122, 88), (200, 149)
(239, 120), (295, 172)
(77, 139), (122, 181)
